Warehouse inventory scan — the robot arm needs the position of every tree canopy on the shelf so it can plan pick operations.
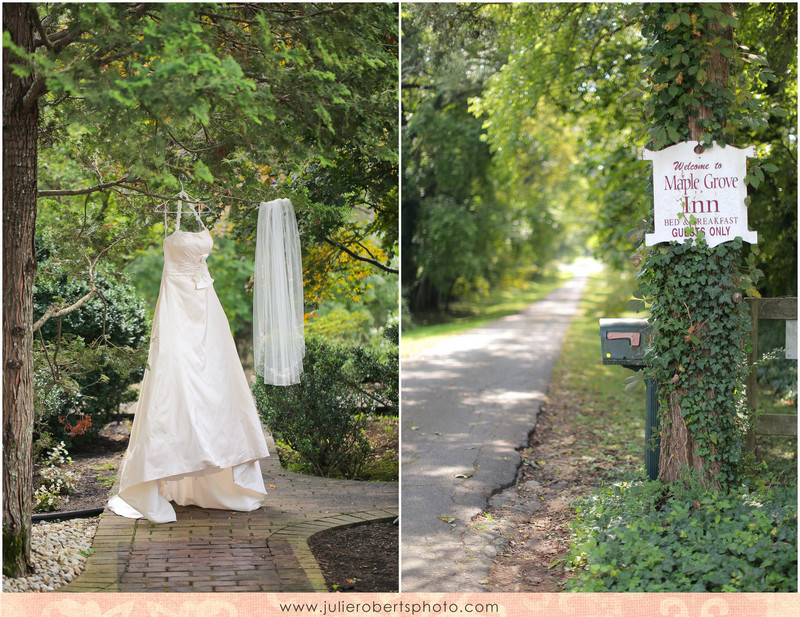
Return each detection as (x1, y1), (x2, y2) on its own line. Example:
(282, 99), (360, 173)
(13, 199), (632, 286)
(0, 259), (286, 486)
(402, 4), (578, 313)
(14, 3), (398, 284)
(24, 1), (400, 436)
(402, 2), (796, 318)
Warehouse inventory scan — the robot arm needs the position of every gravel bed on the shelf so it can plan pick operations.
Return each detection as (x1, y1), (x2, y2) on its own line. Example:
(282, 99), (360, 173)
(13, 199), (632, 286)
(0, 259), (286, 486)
(2, 517), (100, 592)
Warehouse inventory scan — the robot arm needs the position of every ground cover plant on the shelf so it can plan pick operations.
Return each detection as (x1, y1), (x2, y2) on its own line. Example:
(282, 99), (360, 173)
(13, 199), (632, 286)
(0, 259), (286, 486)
(557, 274), (798, 592)
(567, 477), (797, 592)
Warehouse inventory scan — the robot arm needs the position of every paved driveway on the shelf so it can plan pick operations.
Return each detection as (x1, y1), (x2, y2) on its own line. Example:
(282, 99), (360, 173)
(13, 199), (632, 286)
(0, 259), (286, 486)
(401, 273), (589, 591)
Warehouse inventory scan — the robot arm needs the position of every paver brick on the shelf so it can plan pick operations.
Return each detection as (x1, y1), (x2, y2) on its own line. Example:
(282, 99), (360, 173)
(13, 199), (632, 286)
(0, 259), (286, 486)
(62, 432), (397, 593)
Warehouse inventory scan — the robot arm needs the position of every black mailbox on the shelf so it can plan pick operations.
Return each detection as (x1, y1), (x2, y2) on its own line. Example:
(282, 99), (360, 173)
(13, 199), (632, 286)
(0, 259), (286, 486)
(598, 317), (659, 480)
(599, 318), (650, 368)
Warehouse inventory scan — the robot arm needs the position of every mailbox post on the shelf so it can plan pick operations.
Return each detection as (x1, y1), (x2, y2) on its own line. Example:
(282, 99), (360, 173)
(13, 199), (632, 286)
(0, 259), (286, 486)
(599, 318), (660, 480)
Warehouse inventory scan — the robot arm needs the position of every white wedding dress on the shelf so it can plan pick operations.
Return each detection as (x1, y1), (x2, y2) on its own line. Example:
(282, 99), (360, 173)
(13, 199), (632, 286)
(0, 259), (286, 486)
(109, 204), (269, 523)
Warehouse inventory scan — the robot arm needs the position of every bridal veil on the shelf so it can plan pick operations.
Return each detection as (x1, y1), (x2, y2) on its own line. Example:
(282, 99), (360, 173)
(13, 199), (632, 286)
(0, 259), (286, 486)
(253, 198), (305, 386)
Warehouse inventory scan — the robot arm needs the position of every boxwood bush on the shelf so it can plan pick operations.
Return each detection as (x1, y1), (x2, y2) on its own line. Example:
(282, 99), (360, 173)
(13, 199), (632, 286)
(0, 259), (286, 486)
(566, 474), (797, 592)
(253, 333), (398, 479)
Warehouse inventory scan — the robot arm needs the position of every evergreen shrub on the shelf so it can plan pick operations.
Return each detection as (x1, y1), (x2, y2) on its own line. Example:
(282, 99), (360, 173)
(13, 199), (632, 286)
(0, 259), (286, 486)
(33, 271), (149, 449)
(253, 333), (398, 479)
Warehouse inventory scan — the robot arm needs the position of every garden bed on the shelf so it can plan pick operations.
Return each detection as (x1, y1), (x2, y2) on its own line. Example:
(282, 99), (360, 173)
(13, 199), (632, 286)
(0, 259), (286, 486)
(34, 420), (130, 515)
(308, 520), (398, 592)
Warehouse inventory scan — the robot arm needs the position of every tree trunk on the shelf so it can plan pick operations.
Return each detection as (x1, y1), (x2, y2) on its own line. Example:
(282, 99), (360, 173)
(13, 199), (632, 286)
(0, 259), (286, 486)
(657, 4), (734, 487)
(658, 387), (722, 485)
(3, 3), (39, 577)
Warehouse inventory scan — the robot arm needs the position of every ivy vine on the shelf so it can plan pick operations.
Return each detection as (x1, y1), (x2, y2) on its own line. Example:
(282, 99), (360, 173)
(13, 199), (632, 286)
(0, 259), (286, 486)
(639, 3), (775, 151)
(633, 3), (769, 489)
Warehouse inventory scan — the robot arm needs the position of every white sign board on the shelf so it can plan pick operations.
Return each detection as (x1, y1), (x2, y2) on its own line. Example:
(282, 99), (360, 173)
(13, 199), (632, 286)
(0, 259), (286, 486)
(643, 141), (757, 247)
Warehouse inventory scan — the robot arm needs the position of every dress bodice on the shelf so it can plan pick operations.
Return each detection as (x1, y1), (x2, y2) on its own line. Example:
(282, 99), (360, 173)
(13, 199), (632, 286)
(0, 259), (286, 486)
(163, 229), (215, 289)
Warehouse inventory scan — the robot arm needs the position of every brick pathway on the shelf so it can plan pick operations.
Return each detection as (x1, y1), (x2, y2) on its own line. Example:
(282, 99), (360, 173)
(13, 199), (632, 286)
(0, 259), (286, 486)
(63, 434), (398, 592)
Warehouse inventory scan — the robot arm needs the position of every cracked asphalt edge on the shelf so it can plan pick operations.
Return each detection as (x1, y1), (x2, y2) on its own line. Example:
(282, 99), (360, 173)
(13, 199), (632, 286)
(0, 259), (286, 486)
(448, 409), (541, 589)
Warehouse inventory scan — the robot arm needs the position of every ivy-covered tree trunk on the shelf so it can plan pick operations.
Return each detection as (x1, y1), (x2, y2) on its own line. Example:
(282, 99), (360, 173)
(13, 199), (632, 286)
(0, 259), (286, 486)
(2, 3), (39, 577)
(641, 3), (755, 490)
(660, 5), (734, 487)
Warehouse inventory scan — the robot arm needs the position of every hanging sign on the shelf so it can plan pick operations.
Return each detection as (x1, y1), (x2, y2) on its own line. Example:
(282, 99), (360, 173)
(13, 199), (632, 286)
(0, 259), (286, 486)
(643, 141), (757, 247)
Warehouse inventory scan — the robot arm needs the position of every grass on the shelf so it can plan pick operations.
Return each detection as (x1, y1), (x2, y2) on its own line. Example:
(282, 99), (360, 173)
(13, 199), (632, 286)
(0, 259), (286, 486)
(402, 270), (571, 357)
(549, 268), (648, 470)
(90, 460), (119, 487)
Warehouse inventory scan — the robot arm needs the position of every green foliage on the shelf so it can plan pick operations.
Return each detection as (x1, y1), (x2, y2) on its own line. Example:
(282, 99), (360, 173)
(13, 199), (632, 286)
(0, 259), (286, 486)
(7, 2), (398, 364)
(402, 4), (562, 313)
(736, 4), (798, 296)
(411, 196), (486, 307)
(288, 147), (399, 260)
(350, 325), (399, 416)
(305, 305), (371, 345)
(4, 5), (399, 503)
(123, 246), (165, 317)
(33, 257), (149, 447)
(637, 238), (755, 488)
(545, 270), (797, 593)
(632, 3), (796, 296)
(462, 2), (795, 296)
(401, 5), (496, 312)
(567, 475), (797, 592)
(21, 3), (398, 186)
(34, 442), (81, 513)
(35, 275), (148, 350)
(276, 414), (398, 482)
(475, 3), (647, 271)
(306, 272), (399, 349)
(756, 322), (798, 405)
(639, 4), (773, 150)
(582, 143), (651, 271)
(253, 334), (398, 478)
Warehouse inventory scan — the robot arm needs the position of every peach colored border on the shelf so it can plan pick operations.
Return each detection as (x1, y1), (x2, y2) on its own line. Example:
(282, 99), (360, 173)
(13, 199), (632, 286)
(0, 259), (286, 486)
(1, 593), (798, 617)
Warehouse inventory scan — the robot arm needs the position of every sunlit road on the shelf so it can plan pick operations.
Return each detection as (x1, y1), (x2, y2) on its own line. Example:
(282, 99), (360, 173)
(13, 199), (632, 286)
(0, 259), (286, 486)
(400, 263), (596, 591)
